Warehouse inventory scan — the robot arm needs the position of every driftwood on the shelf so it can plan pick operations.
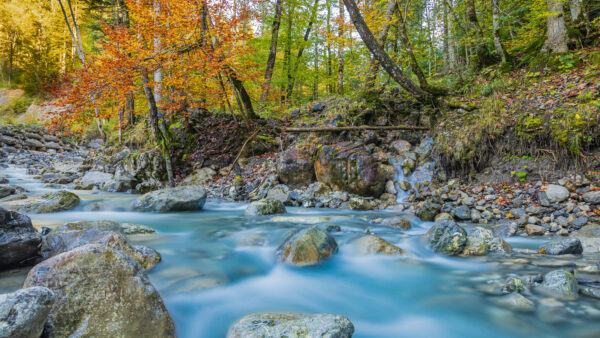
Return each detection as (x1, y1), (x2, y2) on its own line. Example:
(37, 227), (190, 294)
(282, 125), (429, 133)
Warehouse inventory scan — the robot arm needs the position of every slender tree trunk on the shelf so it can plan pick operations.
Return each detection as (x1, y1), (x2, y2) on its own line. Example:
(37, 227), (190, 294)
(326, 0), (333, 94)
(342, 0), (426, 101)
(338, 0), (344, 95)
(57, 0), (84, 66)
(313, 38), (319, 100)
(570, 0), (582, 22)
(66, 0), (84, 65)
(282, 2), (294, 102)
(364, 0), (396, 87)
(141, 70), (161, 142)
(443, 1), (450, 72)
(492, 0), (509, 63)
(154, 0), (163, 105)
(8, 36), (14, 87)
(126, 92), (135, 127)
(465, 0), (489, 69)
(260, 0), (283, 101)
(544, 0), (568, 53)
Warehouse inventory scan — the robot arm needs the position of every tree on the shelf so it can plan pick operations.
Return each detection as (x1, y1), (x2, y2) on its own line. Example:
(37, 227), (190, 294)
(544, 0), (568, 53)
(491, 0), (509, 63)
(260, 0), (283, 101)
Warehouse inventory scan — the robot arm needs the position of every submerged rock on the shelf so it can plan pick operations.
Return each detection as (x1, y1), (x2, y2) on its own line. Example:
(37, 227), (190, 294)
(42, 229), (161, 269)
(425, 220), (467, 255)
(462, 227), (512, 256)
(352, 235), (404, 255)
(55, 219), (155, 236)
(539, 238), (583, 255)
(227, 313), (354, 338)
(536, 269), (579, 300)
(0, 208), (41, 270)
(245, 198), (286, 216)
(381, 216), (412, 230)
(493, 293), (535, 313)
(0, 287), (55, 338)
(24, 245), (175, 337)
(276, 227), (338, 266)
(132, 185), (206, 212)
(19, 190), (80, 213)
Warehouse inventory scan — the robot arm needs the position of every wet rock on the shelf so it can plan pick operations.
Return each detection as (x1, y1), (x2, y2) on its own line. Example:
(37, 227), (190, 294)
(324, 224), (342, 233)
(539, 238), (583, 255)
(276, 149), (315, 186)
(416, 201), (441, 221)
(114, 150), (166, 193)
(245, 198), (287, 216)
(478, 277), (525, 296)
(425, 220), (467, 255)
(227, 313), (354, 338)
(100, 178), (131, 193)
(132, 185), (207, 212)
(315, 143), (385, 197)
(276, 227), (337, 266)
(580, 285), (600, 299)
(0, 287), (55, 338)
(78, 170), (112, 189)
(0, 208), (41, 270)
(462, 227), (512, 256)
(182, 167), (216, 185)
(19, 190), (80, 213)
(24, 245), (175, 337)
(348, 197), (373, 211)
(42, 229), (161, 269)
(381, 216), (412, 230)
(544, 184), (569, 203)
(493, 293), (535, 313)
(385, 180), (397, 195)
(536, 269), (579, 300)
(525, 224), (545, 236)
(582, 190), (600, 204)
(452, 205), (471, 221)
(352, 235), (404, 255)
(568, 216), (588, 230)
(266, 184), (292, 204)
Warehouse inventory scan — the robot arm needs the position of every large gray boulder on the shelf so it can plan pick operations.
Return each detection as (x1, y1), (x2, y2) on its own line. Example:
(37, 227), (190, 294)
(19, 190), (80, 213)
(276, 149), (315, 186)
(462, 227), (512, 256)
(276, 227), (338, 266)
(245, 198), (287, 216)
(425, 220), (467, 255)
(132, 185), (207, 212)
(582, 190), (600, 204)
(78, 171), (113, 189)
(42, 229), (161, 269)
(540, 238), (583, 255)
(543, 184), (570, 203)
(536, 269), (579, 300)
(0, 208), (41, 270)
(0, 287), (55, 338)
(24, 245), (176, 337)
(227, 313), (354, 338)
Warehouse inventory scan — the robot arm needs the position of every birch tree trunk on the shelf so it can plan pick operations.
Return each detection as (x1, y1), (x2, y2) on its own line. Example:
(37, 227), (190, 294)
(260, 0), (283, 101)
(544, 0), (568, 53)
(338, 0), (344, 95)
(492, 0), (509, 63)
(570, 0), (582, 22)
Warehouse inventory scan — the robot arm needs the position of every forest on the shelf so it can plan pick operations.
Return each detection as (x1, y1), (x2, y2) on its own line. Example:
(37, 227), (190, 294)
(1, 1), (600, 337)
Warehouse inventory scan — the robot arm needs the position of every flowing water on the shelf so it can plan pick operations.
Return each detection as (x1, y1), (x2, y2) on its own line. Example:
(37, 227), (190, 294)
(2, 165), (600, 338)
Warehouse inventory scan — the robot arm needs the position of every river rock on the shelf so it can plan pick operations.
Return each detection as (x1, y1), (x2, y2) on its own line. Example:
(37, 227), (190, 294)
(100, 178), (132, 193)
(540, 238), (583, 255)
(245, 198), (286, 216)
(352, 235), (404, 255)
(23, 245), (176, 337)
(276, 148), (315, 186)
(314, 143), (385, 197)
(462, 227), (512, 256)
(276, 227), (337, 266)
(416, 202), (441, 221)
(132, 185), (207, 212)
(19, 190), (80, 213)
(582, 191), (600, 204)
(544, 184), (569, 203)
(391, 140), (411, 154)
(452, 205), (471, 221)
(493, 293), (535, 313)
(266, 184), (292, 204)
(536, 269), (579, 300)
(0, 287), (55, 338)
(381, 216), (412, 230)
(42, 229), (161, 269)
(0, 208), (41, 270)
(182, 167), (216, 185)
(114, 150), (166, 193)
(425, 220), (467, 255)
(348, 197), (373, 210)
(54, 219), (155, 236)
(0, 185), (20, 199)
(227, 313), (354, 338)
(78, 170), (113, 189)
(525, 224), (545, 236)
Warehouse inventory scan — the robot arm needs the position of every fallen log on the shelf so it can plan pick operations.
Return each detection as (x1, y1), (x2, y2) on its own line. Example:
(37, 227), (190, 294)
(282, 125), (429, 133)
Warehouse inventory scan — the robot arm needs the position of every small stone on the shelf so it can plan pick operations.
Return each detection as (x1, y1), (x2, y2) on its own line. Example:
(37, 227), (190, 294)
(493, 293), (535, 313)
(525, 224), (545, 236)
(352, 235), (404, 255)
(425, 220), (467, 255)
(536, 269), (579, 300)
(380, 216), (411, 230)
(582, 191), (600, 204)
(434, 213), (454, 222)
(245, 199), (287, 216)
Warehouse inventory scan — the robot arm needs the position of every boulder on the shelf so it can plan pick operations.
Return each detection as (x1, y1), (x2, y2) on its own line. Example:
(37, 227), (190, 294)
(544, 184), (569, 203)
(182, 167), (216, 185)
(452, 205), (471, 221)
(525, 224), (545, 236)
(583, 191), (600, 204)
(24, 245), (176, 337)
(132, 185), (207, 212)
(416, 202), (441, 221)
(352, 235), (404, 255)
(390, 140), (412, 154)
(114, 150), (167, 193)
(245, 198), (286, 216)
(100, 178), (132, 192)
(266, 184), (292, 204)
(0, 208), (41, 270)
(42, 229), (161, 269)
(348, 197), (373, 210)
(425, 220), (467, 255)
(227, 313), (354, 338)
(55, 219), (155, 236)
(19, 191), (80, 213)
(314, 143), (385, 197)
(276, 149), (315, 186)
(276, 227), (338, 266)
(462, 227), (512, 256)
(0, 287), (55, 338)
(536, 269), (579, 300)
(380, 216), (412, 230)
(539, 238), (583, 255)
(493, 293), (535, 313)
(78, 171), (113, 189)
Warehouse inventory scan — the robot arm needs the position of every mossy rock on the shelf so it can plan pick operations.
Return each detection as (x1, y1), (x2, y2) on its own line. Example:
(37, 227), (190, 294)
(245, 198), (287, 216)
(276, 227), (338, 266)
(19, 191), (80, 214)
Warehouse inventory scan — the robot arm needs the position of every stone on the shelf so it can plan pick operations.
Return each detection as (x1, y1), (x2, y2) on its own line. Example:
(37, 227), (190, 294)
(352, 235), (404, 255)
(425, 220), (467, 255)
(435, 213), (454, 222)
(580, 285), (600, 299)
(0, 208), (41, 270)
(452, 205), (471, 221)
(493, 293), (535, 313)
(525, 224), (545, 236)
(100, 179), (131, 193)
(348, 197), (373, 211)
(380, 216), (412, 230)
(132, 185), (207, 212)
(0, 287), (55, 338)
(385, 180), (397, 195)
(536, 269), (579, 300)
(227, 313), (354, 338)
(245, 198), (287, 216)
(19, 191), (80, 213)
(276, 149), (315, 186)
(182, 167), (216, 185)
(582, 191), (600, 204)
(24, 245), (175, 337)
(391, 140), (411, 154)
(266, 184), (292, 204)
(539, 238), (583, 255)
(42, 229), (161, 269)
(462, 227), (512, 256)
(79, 170), (113, 189)
(314, 143), (385, 197)
(276, 227), (338, 266)
(568, 216), (588, 230)
(416, 202), (441, 221)
(544, 184), (569, 203)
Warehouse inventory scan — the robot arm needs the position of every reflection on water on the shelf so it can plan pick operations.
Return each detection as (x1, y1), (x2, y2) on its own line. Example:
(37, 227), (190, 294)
(2, 166), (600, 338)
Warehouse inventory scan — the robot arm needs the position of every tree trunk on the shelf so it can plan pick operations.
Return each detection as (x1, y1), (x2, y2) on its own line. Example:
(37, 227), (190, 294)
(465, 0), (490, 69)
(260, 0), (283, 101)
(570, 0), (582, 22)
(342, 0), (426, 101)
(8, 35), (14, 87)
(282, 2), (294, 102)
(443, 1), (450, 72)
(57, 0), (84, 66)
(337, 0), (344, 95)
(326, 0), (333, 95)
(154, 0), (163, 105)
(126, 91), (135, 127)
(492, 0), (509, 63)
(141, 70), (161, 142)
(364, 0), (396, 87)
(544, 0), (568, 53)
(95, 107), (106, 142)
